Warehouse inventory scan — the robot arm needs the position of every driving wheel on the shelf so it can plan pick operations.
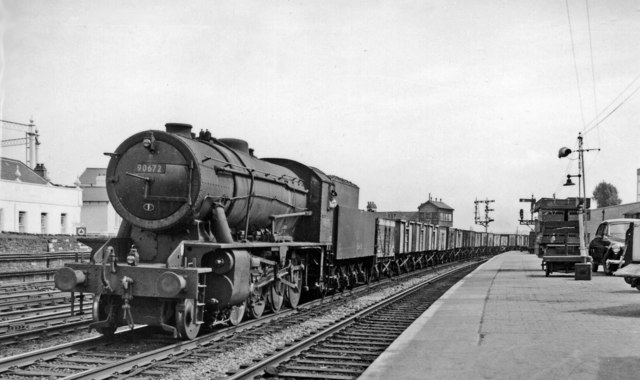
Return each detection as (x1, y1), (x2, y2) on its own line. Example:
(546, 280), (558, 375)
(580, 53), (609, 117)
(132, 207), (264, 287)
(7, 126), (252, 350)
(247, 286), (266, 319)
(285, 269), (303, 308)
(267, 281), (284, 312)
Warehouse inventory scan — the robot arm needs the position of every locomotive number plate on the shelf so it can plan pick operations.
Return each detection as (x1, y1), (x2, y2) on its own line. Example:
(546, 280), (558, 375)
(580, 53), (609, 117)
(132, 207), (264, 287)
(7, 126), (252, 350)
(136, 163), (166, 174)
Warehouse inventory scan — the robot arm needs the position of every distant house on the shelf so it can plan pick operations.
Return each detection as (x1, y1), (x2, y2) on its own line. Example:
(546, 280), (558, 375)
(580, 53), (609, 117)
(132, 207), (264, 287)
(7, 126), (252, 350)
(0, 157), (82, 234)
(79, 168), (121, 235)
(377, 197), (454, 227)
(416, 198), (454, 227)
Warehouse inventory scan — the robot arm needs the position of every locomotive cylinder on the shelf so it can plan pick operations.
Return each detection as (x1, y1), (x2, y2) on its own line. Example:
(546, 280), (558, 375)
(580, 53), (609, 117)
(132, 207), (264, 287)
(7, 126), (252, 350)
(206, 249), (251, 307)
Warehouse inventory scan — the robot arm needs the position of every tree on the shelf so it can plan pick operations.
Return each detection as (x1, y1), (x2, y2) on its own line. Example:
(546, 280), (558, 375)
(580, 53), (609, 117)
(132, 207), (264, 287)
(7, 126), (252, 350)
(366, 201), (377, 212)
(592, 181), (622, 208)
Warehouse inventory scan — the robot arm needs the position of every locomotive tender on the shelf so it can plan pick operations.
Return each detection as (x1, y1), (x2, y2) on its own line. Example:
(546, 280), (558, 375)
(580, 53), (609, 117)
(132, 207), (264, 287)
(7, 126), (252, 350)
(55, 123), (525, 339)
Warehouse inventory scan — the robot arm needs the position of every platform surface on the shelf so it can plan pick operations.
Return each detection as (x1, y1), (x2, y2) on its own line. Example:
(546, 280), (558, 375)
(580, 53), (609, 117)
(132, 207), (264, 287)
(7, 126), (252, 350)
(360, 251), (640, 380)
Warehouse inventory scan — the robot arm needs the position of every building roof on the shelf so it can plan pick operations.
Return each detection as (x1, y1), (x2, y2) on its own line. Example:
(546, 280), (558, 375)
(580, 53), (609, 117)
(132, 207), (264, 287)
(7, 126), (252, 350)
(79, 168), (107, 187)
(418, 200), (454, 211)
(1, 157), (49, 185)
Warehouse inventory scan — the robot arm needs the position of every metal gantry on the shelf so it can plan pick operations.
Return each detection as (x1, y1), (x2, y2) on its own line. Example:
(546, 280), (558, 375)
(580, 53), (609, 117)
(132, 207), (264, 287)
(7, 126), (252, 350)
(1, 119), (39, 168)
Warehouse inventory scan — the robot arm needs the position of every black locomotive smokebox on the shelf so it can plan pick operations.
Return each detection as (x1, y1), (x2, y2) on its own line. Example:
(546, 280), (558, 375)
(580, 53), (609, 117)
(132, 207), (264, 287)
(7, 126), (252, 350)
(165, 123), (192, 138)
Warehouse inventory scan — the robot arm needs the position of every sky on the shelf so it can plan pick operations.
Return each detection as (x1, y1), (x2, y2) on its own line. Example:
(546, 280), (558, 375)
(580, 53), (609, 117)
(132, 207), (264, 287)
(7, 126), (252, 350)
(1, 0), (640, 234)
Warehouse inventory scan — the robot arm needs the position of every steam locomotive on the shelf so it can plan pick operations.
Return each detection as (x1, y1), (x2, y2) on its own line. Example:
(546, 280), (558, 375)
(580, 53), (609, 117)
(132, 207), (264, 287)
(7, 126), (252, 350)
(55, 123), (525, 339)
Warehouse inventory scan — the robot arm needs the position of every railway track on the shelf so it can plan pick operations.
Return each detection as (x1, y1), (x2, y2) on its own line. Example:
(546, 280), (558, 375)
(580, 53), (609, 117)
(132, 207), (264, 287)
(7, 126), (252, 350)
(230, 262), (478, 379)
(0, 280), (94, 347)
(0, 291), (74, 313)
(0, 258), (484, 379)
(0, 305), (93, 347)
(0, 280), (55, 296)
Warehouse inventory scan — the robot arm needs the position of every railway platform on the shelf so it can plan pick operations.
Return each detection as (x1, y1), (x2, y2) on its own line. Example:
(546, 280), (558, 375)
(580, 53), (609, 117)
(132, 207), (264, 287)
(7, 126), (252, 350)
(360, 251), (640, 380)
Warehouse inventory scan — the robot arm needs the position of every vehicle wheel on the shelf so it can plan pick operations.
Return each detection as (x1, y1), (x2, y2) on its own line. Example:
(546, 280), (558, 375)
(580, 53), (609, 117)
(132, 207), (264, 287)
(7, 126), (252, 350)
(246, 286), (266, 319)
(92, 294), (119, 336)
(285, 269), (303, 308)
(229, 301), (246, 326)
(624, 276), (632, 285)
(592, 261), (598, 273)
(176, 298), (200, 340)
(267, 281), (284, 312)
(545, 264), (551, 277)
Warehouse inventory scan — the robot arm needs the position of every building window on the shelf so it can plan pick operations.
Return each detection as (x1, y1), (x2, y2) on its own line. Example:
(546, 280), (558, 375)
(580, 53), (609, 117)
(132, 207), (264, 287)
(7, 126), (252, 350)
(61, 213), (67, 234)
(19, 211), (27, 232)
(41, 213), (48, 234)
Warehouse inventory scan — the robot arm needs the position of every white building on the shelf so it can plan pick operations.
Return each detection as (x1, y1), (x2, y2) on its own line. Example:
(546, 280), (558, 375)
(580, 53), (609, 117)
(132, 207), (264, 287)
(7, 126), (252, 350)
(79, 168), (121, 235)
(0, 157), (82, 234)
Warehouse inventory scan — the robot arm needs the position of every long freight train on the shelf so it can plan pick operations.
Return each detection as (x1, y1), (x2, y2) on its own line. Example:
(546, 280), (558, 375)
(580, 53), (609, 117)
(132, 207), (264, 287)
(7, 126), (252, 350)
(54, 123), (527, 339)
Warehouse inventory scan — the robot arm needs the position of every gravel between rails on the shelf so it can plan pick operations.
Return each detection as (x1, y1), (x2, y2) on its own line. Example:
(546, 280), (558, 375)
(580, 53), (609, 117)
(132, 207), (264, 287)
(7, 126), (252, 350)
(164, 264), (471, 379)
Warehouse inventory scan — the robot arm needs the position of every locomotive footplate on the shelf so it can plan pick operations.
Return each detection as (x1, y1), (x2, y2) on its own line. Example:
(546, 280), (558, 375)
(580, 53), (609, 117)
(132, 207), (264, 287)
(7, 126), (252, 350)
(166, 240), (328, 268)
(56, 262), (211, 299)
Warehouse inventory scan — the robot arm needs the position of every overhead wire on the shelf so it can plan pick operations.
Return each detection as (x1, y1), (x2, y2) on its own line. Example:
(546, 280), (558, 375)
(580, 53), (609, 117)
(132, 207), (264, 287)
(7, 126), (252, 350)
(583, 0), (600, 194)
(584, 0), (599, 146)
(565, 0), (587, 129)
(583, 79), (640, 135)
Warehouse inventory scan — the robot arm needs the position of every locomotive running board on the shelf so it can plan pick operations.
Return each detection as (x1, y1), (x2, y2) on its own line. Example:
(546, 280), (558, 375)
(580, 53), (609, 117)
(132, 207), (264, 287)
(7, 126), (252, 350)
(166, 240), (329, 268)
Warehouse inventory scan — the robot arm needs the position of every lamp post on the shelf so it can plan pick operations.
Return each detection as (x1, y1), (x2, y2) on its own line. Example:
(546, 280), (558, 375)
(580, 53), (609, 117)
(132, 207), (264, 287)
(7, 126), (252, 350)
(562, 173), (586, 257)
(558, 133), (600, 277)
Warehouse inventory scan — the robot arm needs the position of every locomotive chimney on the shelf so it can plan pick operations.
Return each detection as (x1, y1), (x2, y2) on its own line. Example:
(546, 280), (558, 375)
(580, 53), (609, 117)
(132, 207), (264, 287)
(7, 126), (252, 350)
(165, 123), (193, 138)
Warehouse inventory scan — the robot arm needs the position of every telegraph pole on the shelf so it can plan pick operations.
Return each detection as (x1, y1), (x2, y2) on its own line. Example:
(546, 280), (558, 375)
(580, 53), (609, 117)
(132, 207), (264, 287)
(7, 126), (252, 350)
(474, 198), (495, 232)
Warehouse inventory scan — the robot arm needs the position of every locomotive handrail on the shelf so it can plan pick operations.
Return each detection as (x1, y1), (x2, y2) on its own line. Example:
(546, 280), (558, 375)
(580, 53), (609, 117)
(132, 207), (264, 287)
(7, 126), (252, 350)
(214, 165), (308, 194)
(203, 155), (306, 186)
(270, 211), (313, 220)
(216, 193), (308, 210)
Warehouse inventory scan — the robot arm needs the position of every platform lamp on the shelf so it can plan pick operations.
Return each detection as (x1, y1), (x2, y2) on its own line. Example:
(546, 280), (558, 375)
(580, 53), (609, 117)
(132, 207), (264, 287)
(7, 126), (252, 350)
(558, 133), (600, 277)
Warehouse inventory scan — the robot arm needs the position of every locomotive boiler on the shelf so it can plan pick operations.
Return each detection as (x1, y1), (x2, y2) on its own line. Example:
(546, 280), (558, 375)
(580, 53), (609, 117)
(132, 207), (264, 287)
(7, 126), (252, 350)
(55, 123), (340, 339)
